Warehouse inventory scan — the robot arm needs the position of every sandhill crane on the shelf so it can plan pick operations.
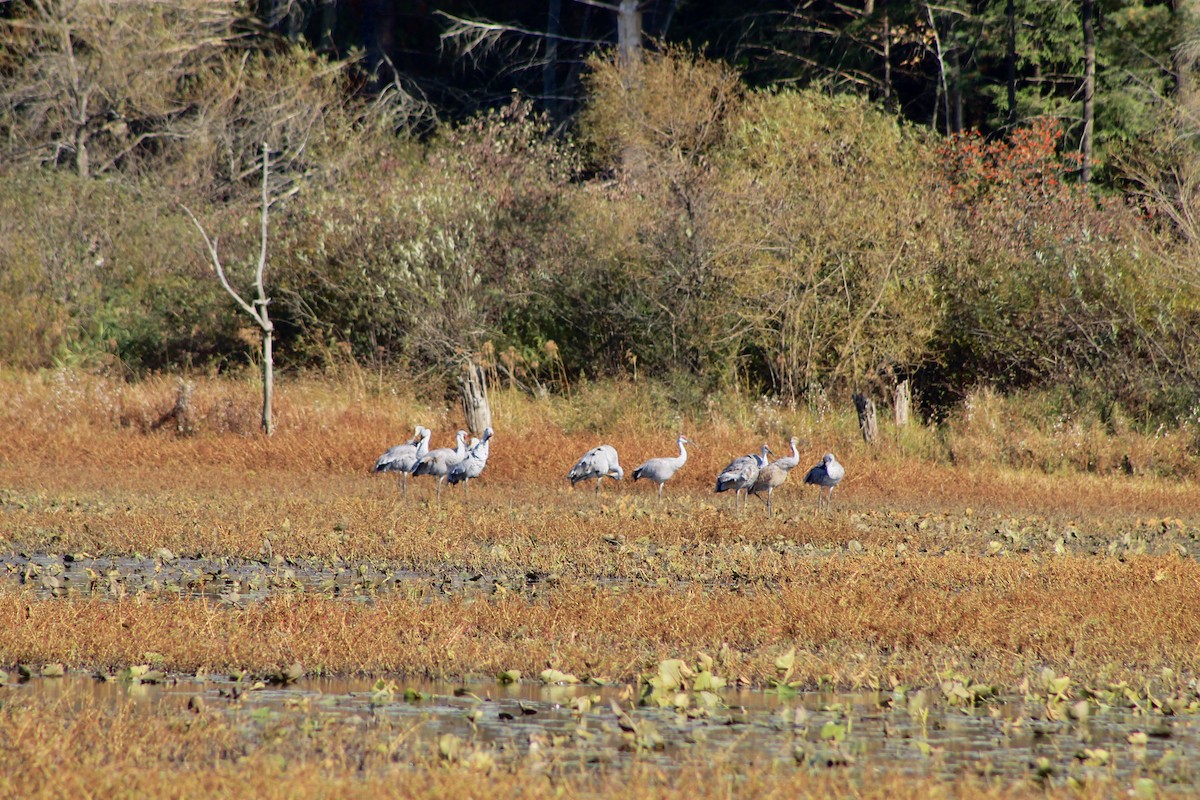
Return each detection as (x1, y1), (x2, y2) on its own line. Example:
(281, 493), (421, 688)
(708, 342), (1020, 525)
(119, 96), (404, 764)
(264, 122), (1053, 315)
(447, 427), (493, 500)
(372, 426), (431, 497)
(568, 445), (624, 495)
(715, 444), (770, 513)
(632, 435), (690, 503)
(747, 436), (801, 516)
(804, 452), (845, 511)
(413, 430), (468, 499)
(772, 437), (802, 473)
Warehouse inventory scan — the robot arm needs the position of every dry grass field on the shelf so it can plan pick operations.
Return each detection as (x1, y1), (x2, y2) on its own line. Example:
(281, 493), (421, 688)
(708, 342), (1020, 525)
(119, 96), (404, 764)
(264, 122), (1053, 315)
(2, 369), (1199, 797)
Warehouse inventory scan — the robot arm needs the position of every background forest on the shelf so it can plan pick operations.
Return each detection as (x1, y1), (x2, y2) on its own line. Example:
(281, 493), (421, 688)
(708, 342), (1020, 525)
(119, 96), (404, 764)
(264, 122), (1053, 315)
(2, 0), (1200, 433)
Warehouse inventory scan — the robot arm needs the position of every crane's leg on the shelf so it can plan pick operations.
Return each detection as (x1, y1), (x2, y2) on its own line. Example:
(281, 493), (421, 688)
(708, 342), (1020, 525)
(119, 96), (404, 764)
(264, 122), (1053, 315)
(657, 482), (664, 504)
(402, 472), (408, 499)
(437, 477), (444, 501)
(595, 478), (601, 496)
(464, 478), (470, 502)
(767, 489), (773, 518)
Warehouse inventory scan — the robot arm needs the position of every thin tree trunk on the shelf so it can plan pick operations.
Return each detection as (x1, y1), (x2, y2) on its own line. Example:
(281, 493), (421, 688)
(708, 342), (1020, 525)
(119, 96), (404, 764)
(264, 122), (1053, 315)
(183, 142), (278, 437)
(543, 0), (562, 119)
(1081, 0), (1096, 183)
(617, 0), (642, 66)
(1006, 0), (1018, 126)
(881, 7), (893, 105)
(950, 44), (964, 133)
(261, 321), (274, 436)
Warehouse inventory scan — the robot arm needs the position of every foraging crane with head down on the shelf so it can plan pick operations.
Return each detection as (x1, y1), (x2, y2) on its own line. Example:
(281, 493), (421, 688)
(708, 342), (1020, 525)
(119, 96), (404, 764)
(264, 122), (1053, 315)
(568, 445), (624, 495)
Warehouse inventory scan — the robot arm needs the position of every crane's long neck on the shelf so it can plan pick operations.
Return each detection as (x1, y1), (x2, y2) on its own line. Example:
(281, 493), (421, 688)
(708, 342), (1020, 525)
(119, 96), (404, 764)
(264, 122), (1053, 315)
(455, 434), (466, 457)
(676, 439), (688, 465)
(790, 441), (799, 461)
(759, 445), (770, 465)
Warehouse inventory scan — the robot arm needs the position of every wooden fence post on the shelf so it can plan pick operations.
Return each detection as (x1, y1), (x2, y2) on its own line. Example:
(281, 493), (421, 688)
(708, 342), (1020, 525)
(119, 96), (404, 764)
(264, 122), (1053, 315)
(853, 393), (878, 444)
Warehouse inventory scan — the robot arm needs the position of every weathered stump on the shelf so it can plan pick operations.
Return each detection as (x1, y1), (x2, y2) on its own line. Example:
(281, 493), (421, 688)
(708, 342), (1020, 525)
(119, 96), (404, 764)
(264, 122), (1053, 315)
(853, 392), (878, 444)
(458, 360), (492, 436)
(151, 377), (194, 435)
(893, 378), (911, 427)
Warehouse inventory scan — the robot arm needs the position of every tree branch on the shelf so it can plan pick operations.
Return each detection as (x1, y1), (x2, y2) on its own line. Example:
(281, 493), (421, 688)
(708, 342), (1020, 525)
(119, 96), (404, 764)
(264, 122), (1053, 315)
(180, 203), (261, 323)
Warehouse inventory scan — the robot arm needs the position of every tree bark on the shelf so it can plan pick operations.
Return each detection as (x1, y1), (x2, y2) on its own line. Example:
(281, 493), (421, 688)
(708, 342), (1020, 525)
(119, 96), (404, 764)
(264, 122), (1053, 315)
(1081, 0), (1096, 183)
(893, 378), (911, 427)
(854, 393), (878, 444)
(881, 7), (893, 105)
(617, 0), (642, 66)
(260, 308), (274, 436)
(459, 360), (492, 435)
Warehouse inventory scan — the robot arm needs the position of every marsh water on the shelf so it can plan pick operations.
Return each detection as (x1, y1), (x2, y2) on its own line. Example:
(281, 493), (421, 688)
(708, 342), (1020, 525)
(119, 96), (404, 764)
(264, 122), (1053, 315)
(5, 671), (1198, 791)
(5, 548), (1200, 792)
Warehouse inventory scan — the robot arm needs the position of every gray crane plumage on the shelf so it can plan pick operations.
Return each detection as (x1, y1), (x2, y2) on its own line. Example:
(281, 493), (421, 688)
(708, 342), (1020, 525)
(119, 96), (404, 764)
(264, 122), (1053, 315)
(447, 427), (493, 499)
(631, 435), (690, 502)
(771, 437), (802, 473)
(747, 436), (802, 516)
(412, 430), (468, 499)
(715, 444), (770, 513)
(568, 444), (624, 494)
(803, 452), (845, 510)
(372, 426), (431, 497)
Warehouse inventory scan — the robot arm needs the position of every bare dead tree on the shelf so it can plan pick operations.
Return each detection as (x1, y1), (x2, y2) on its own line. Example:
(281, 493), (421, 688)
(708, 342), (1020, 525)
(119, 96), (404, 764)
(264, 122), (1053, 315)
(183, 143), (277, 435)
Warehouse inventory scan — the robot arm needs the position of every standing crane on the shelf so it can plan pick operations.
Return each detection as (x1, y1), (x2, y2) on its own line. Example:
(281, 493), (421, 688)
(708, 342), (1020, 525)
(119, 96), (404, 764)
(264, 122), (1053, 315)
(747, 436), (802, 518)
(715, 444), (771, 513)
(447, 427), (494, 500)
(631, 435), (691, 503)
(372, 426), (431, 498)
(804, 452), (845, 511)
(771, 437), (801, 472)
(412, 430), (468, 500)
(568, 445), (625, 495)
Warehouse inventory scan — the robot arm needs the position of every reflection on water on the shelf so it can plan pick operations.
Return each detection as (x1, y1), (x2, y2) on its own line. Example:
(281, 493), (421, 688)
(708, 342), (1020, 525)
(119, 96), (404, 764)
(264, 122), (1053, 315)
(6, 673), (1198, 790)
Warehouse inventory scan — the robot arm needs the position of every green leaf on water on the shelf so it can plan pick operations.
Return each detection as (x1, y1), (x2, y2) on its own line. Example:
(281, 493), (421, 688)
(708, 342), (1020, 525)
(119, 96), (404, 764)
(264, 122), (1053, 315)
(651, 659), (687, 692)
(775, 648), (796, 674)
(693, 671), (726, 692)
(41, 663), (65, 678)
(819, 721), (846, 742)
(497, 669), (521, 685)
(1133, 778), (1157, 799)
(403, 687), (426, 701)
(538, 669), (579, 685)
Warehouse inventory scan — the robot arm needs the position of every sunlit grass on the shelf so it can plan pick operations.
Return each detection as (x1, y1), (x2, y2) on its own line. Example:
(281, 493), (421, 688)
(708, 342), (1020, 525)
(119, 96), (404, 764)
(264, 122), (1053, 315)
(1, 370), (1198, 797)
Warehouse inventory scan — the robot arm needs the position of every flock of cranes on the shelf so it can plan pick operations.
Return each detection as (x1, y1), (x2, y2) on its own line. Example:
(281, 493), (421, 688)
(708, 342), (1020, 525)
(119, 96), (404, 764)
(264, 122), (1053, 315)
(375, 426), (845, 515)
